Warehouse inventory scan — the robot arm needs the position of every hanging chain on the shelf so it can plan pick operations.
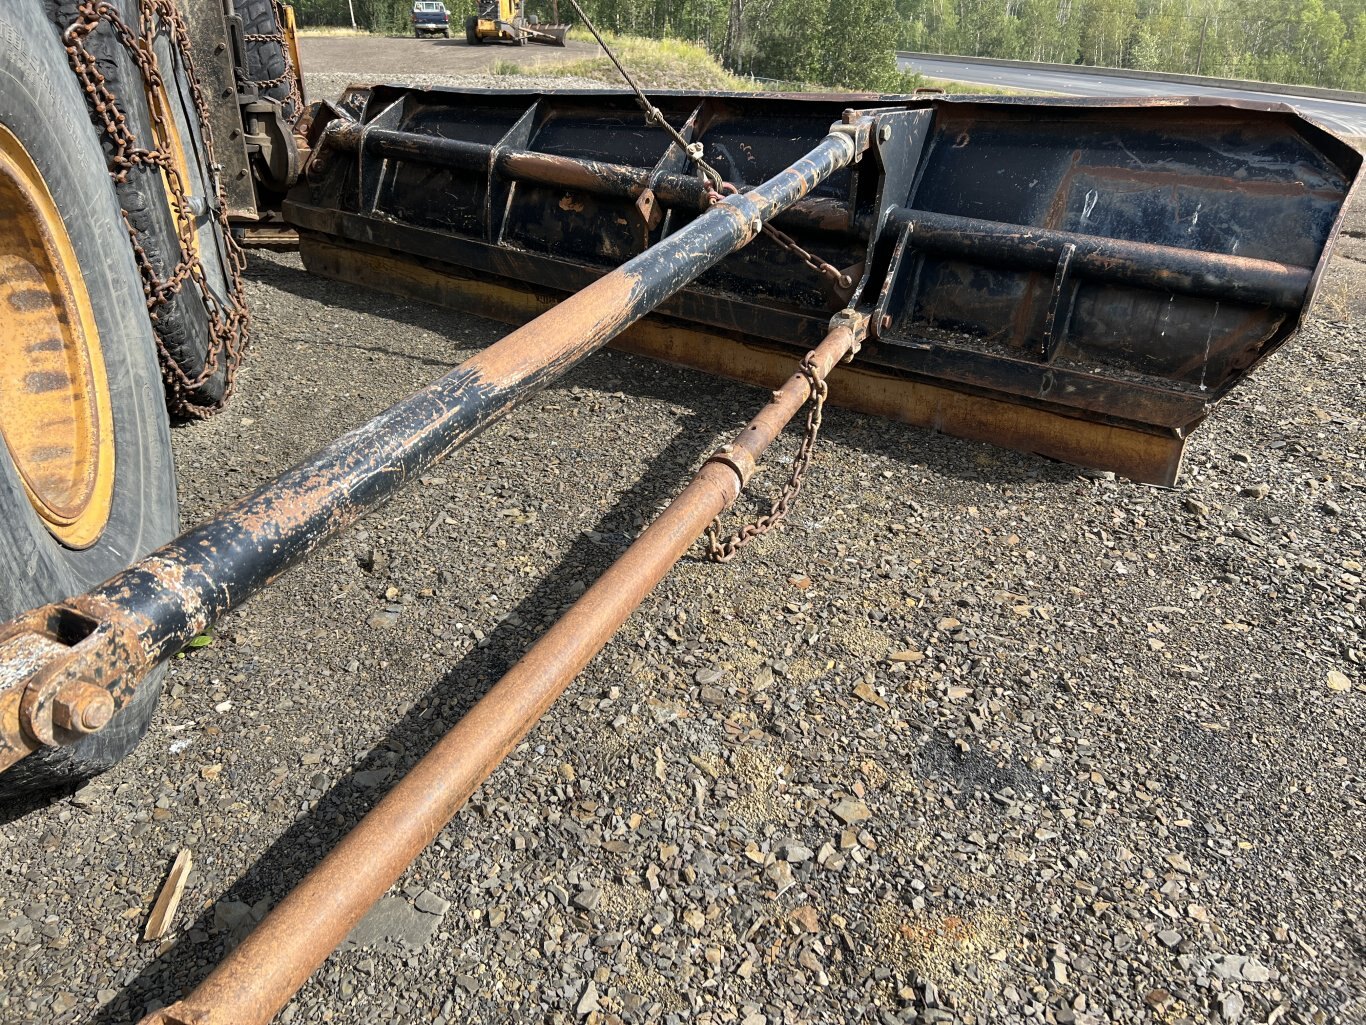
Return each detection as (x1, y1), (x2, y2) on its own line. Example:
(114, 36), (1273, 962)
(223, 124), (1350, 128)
(705, 353), (830, 563)
(565, 0), (722, 189)
(64, 0), (250, 418)
(704, 181), (852, 289)
(562, 11), (852, 292)
(564, 7), (843, 561)
(241, 0), (304, 116)
(762, 221), (852, 288)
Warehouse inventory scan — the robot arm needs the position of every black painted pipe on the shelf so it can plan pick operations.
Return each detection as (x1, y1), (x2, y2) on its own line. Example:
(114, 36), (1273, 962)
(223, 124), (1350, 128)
(0, 122), (864, 773)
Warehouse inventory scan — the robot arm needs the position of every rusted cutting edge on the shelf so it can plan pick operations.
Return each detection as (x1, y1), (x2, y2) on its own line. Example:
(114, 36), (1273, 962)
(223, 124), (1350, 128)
(0, 120), (869, 776)
(138, 314), (866, 1025)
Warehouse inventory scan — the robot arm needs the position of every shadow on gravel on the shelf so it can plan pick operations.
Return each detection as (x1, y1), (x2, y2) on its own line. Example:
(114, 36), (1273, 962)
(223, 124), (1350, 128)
(95, 401), (715, 1023)
(0, 790), (57, 828)
(240, 252), (1081, 491)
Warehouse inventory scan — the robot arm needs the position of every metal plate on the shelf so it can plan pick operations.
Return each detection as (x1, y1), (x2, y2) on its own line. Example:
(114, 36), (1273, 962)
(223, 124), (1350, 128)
(286, 88), (1362, 482)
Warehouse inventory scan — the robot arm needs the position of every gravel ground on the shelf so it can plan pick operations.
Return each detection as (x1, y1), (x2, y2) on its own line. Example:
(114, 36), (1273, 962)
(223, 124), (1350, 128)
(1, 56), (1364, 1025)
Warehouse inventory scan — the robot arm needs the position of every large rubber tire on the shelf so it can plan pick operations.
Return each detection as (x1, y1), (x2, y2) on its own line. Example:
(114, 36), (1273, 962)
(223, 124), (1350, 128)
(0, 0), (179, 801)
(465, 16), (480, 44)
(233, 0), (298, 122)
(44, 0), (232, 409)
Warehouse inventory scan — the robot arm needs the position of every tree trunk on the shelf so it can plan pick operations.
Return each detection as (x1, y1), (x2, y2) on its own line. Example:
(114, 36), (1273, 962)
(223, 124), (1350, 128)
(724, 0), (744, 70)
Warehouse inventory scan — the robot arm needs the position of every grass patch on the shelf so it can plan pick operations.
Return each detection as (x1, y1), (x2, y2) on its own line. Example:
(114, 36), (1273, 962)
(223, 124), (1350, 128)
(294, 26), (377, 36)
(494, 30), (1028, 95)
(912, 75), (1023, 96)
(533, 32), (759, 91)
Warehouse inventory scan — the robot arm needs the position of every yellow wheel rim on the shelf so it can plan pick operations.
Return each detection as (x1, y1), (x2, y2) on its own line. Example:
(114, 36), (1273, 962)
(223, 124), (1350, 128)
(0, 123), (115, 550)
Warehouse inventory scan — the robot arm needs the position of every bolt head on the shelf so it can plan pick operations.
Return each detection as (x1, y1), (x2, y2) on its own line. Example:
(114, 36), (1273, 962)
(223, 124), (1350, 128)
(878, 124), (892, 142)
(52, 684), (115, 735)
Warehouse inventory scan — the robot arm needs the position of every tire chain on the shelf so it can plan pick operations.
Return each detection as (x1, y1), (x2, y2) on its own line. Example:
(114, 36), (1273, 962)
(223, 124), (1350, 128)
(704, 353), (829, 563)
(63, 0), (250, 419)
(241, 0), (303, 116)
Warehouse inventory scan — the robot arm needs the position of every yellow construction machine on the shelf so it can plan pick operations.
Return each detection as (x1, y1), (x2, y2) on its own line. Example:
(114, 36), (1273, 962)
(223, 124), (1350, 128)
(464, 0), (569, 45)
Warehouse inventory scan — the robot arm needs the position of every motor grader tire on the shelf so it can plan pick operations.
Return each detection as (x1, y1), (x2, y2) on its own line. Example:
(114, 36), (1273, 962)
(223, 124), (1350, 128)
(0, 1), (178, 801)
(46, 0), (234, 410)
(234, 0), (298, 121)
(465, 16), (480, 44)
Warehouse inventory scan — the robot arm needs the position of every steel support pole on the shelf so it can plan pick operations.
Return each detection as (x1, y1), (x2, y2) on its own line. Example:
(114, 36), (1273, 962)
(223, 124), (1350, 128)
(322, 119), (852, 230)
(887, 207), (1311, 309)
(0, 124), (865, 774)
(140, 318), (863, 1025)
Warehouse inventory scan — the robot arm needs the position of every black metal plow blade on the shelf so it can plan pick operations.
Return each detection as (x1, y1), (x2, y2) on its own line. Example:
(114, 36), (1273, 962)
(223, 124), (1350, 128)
(287, 87), (1361, 484)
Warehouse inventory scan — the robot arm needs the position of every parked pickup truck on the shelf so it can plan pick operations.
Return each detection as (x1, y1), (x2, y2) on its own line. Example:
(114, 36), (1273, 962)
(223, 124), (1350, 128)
(411, 0), (451, 36)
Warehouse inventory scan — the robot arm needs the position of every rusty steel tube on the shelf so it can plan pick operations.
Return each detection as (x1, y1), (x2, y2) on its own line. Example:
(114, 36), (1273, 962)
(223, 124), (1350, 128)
(888, 207), (1312, 309)
(494, 148), (711, 209)
(0, 126), (862, 774)
(327, 122), (490, 172)
(326, 121), (710, 206)
(141, 320), (861, 1025)
(323, 119), (853, 227)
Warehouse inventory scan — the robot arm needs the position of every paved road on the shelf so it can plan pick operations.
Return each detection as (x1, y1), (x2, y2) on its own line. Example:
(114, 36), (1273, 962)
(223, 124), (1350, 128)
(899, 54), (1366, 136)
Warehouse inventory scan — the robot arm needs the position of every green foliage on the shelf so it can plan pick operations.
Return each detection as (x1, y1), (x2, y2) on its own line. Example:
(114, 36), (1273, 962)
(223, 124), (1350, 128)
(294, 0), (414, 33)
(293, 0), (1366, 89)
(816, 0), (906, 89)
(889, 0), (1366, 89)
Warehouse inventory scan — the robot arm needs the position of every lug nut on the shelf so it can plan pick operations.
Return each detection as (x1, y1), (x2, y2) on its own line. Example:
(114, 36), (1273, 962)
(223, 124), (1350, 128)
(52, 683), (115, 735)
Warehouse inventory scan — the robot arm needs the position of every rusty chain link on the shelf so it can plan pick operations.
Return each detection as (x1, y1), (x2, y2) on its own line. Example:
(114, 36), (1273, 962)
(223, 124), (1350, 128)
(755, 221), (852, 289)
(706, 182), (852, 289)
(705, 352), (830, 563)
(64, 0), (250, 418)
(241, 0), (304, 116)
